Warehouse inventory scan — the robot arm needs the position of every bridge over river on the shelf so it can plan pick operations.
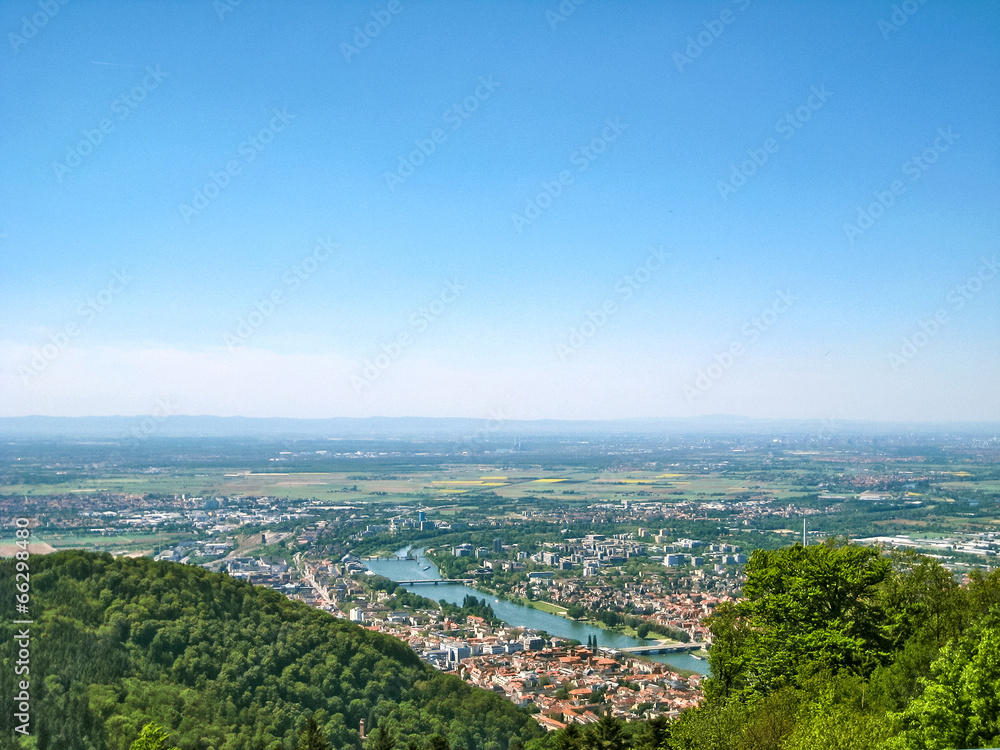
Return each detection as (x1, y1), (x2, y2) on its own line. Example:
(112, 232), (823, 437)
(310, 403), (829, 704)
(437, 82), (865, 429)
(618, 641), (706, 656)
(392, 578), (475, 585)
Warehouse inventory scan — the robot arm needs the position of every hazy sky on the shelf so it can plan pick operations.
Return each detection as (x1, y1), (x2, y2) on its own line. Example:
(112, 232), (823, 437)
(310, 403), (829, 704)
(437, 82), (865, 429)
(1, 0), (998, 422)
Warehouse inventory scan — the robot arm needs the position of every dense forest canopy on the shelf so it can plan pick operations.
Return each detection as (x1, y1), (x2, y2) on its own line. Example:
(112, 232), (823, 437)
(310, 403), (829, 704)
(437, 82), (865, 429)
(0, 552), (543, 750)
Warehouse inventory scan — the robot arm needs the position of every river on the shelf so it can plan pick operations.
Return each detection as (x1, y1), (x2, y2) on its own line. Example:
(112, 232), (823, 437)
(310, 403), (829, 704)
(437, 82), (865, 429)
(363, 547), (708, 675)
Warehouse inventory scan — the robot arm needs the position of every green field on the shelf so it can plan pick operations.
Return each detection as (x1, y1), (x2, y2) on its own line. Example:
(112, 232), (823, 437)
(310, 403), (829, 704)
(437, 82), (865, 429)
(2, 461), (990, 509)
(528, 600), (570, 616)
(32, 530), (180, 554)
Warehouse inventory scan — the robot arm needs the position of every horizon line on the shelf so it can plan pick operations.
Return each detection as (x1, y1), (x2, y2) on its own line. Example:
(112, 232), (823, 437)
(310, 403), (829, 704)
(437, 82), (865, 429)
(3, 414), (999, 427)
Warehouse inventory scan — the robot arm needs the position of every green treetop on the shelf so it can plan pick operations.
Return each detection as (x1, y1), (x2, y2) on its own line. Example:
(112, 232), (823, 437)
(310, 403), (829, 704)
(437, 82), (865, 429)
(128, 723), (180, 750)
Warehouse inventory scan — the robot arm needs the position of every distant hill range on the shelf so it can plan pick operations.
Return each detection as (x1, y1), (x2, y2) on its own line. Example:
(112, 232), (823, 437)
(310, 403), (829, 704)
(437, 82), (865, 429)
(1, 414), (998, 439)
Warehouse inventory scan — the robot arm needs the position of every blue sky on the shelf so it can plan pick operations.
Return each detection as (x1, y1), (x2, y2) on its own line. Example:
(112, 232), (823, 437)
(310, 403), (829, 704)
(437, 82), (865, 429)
(1, 0), (998, 421)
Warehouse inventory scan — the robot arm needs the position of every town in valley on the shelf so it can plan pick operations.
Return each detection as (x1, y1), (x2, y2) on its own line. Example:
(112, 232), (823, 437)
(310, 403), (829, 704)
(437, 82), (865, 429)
(3, 420), (998, 729)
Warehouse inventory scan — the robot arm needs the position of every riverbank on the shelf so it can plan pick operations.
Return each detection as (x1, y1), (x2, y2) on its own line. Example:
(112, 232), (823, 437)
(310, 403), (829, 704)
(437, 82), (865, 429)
(482, 594), (708, 667)
(521, 600), (568, 616)
(436, 562), (700, 647)
(507, 594), (696, 647)
(364, 547), (710, 675)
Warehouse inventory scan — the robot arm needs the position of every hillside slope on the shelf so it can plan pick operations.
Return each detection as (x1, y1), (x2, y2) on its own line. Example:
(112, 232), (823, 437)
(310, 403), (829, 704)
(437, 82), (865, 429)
(0, 551), (543, 750)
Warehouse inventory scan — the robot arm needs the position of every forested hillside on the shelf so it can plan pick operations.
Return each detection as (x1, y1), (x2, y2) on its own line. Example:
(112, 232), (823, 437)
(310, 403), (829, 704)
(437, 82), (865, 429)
(0, 552), (543, 750)
(528, 542), (1000, 750)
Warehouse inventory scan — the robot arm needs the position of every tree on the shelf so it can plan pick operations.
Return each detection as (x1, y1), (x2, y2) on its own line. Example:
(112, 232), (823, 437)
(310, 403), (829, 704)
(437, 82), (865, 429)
(427, 734), (451, 750)
(366, 725), (396, 750)
(782, 680), (890, 750)
(297, 717), (331, 750)
(703, 601), (750, 701)
(885, 621), (1000, 749)
(706, 541), (892, 699)
(662, 696), (751, 750)
(598, 611), (621, 628)
(637, 715), (669, 750)
(553, 723), (582, 750)
(587, 713), (624, 750)
(129, 723), (180, 750)
(876, 550), (963, 652)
